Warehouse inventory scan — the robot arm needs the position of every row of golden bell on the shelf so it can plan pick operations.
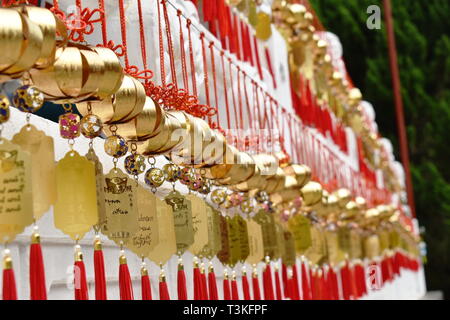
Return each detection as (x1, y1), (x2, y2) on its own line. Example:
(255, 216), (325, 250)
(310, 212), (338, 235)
(271, 1), (402, 192)
(0, 5), (419, 261)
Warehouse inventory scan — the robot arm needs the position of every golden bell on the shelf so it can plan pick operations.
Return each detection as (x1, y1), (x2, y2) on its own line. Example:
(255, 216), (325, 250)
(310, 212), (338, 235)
(77, 74), (145, 123)
(30, 44), (124, 104)
(333, 188), (352, 208)
(14, 6), (68, 69)
(300, 181), (323, 206)
(0, 8), (43, 79)
(103, 97), (164, 141)
(283, 164), (311, 188)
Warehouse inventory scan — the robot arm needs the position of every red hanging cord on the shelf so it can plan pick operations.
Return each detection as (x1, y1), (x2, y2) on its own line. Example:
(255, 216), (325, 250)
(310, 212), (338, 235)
(74, 246), (89, 300)
(228, 60), (240, 129)
(220, 52), (231, 129)
(2, 250), (17, 300)
(207, 263), (219, 300)
(264, 47), (277, 89)
(157, 0), (166, 87)
(186, 20), (198, 97)
(97, 0), (107, 45)
(199, 33), (212, 124)
(30, 230), (47, 300)
(178, 11), (189, 91)
(118, 253), (134, 300)
(93, 237), (107, 300)
(118, 0), (130, 68)
(236, 67), (244, 129)
(177, 259), (188, 300)
(141, 264), (152, 300)
(159, 268), (171, 300)
(162, 0), (178, 87)
(209, 41), (220, 126)
(253, 34), (264, 80)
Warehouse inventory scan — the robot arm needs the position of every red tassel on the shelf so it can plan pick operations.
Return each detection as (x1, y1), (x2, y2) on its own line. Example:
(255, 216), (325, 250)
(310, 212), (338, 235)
(30, 231), (47, 300)
(263, 259), (275, 300)
(252, 267), (261, 300)
(318, 268), (328, 300)
(274, 265), (283, 300)
(310, 268), (317, 300)
(329, 266), (340, 300)
(300, 259), (311, 300)
(74, 247), (89, 300)
(193, 260), (202, 300)
(2, 251), (17, 300)
(223, 270), (231, 300)
(290, 265), (300, 300)
(159, 268), (171, 300)
(241, 268), (251, 300)
(231, 271), (240, 300)
(207, 264), (219, 300)
(200, 264), (209, 300)
(93, 238), (107, 300)
(119, 254), (134, 300)
(178, 260), (188, 300)
(340, 262), (352, 300)
(354, 262), (367, 298)
(141, 266), (152, 300)
(281, 264), (289, 298)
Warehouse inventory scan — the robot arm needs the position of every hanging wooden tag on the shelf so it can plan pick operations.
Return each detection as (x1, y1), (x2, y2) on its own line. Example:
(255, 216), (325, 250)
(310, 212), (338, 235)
(147, 197), (176, 264)
(349, 228), (362, 260)
(0, 138), (33, 243)
(305, 224), (326, 265)
(282, 230), (296, 266)
(253, 209), (277, 258)
(246, 219), (264, 265)
(236, 215), (249, 262)
(378, 229), (390, 253)
(217, 213), (231, 265)
(127, 186), (159, 257)
(288, 213), (312, 254)
(102, 168), (139, 245)
(53, 151), (98, 240)
(12, 125), (55, 220)
(325, 229), (342, 266)
(186, 194), (209, 256)
(227, 215), (241, 267)
(338, 225), (351, 255)
(274, 222), (285, 260)
(363, 234), (380, 259)
(165, 190), (194, 253)
(85, 148), (107, 229)
(201, 204), (222, 259)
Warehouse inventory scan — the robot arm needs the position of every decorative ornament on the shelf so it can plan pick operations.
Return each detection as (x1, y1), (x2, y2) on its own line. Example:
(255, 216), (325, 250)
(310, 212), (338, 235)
(145, 167), (165, 188)
(80, 114), (103, 139)
(13, 85), (44, 113)
(59, 112), (81, 139)
(104, 135), (128, 158)
(124, 153), (146, 176)
(0, 95), (11, 123)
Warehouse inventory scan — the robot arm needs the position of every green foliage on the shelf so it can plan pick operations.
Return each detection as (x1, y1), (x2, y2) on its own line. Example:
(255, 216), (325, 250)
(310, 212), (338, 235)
(310, 0), (450, 298)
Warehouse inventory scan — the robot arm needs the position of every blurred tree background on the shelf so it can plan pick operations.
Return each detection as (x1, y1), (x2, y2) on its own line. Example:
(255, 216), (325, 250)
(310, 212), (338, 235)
(310, 0), (450, 298)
